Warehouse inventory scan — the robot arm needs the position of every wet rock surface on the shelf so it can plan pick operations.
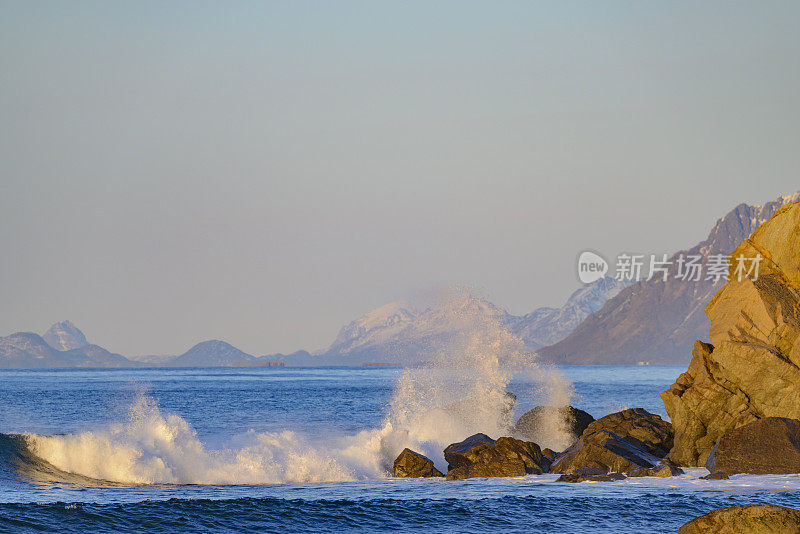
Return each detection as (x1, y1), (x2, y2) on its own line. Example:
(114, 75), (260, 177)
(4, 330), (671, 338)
(556, 470), (626, 483)
(705, 417), (800, 475)
(443, 434), (550, 481)
(550, 409), (678, 478)
(679, 504), (800, 533)
(581, 408), (673, 458)
(699, 471), (729, 480)
(628, 463), (683, 478)
(392, 448), (443, 478)
(550, 429), (663, 475)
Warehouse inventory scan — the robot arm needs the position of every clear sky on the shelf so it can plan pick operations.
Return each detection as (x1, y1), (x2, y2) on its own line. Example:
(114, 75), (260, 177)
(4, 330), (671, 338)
(1, 1), (798, 356)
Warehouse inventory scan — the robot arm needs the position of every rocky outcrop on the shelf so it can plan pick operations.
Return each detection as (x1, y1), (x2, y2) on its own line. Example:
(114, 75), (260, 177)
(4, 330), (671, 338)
(550, 430), (665, 475)
(443, 434), (550, 480)
(392, 448), (443, 478)
(679, 505), (800, 533)
(662, 203), (800, 466)
(540, 192), (800, 364)
(513, 406), (594, 446)
(550, 409), (679, 477)
(705, 417), (800, 475)
(580, 408), (673, 458)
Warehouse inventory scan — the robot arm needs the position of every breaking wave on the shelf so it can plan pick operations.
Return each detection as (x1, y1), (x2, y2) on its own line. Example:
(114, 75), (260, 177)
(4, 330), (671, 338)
(8, 289), (574, 486)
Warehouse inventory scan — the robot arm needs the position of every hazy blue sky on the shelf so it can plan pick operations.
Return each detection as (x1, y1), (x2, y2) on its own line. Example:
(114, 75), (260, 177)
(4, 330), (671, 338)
(1, 2), (798, 356)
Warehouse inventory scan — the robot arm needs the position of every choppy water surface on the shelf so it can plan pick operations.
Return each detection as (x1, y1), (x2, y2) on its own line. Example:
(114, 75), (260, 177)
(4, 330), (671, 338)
(1, 365), (799, 533)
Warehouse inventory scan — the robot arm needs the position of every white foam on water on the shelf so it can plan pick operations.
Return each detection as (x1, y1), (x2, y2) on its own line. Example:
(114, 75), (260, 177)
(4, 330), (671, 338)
(25, 288), (575, 485)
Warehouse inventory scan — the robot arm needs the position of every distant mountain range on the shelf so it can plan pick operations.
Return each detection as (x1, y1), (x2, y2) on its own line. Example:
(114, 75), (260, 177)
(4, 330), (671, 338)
(0, 330), (130, 368)
(0, 276), (624, 368)
(2, 192), (797, 368)
(538, 191), (800, 364)
(0, 323), (294, 368)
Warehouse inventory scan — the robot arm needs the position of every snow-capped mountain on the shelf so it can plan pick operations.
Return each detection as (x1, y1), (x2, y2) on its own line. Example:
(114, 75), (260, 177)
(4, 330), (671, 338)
(328, 301), (417, 355)
(300, 289), (512, 366)
(539, 191), (800, 364)
(509, 277), (629, 348)
(306, 280), (623, 366)
(42, 320), (89, 351)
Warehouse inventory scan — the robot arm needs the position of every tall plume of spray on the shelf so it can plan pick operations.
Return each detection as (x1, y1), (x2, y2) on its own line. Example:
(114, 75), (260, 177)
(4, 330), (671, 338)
(375, 286), (575, 470)
(22, 287), (575, 484)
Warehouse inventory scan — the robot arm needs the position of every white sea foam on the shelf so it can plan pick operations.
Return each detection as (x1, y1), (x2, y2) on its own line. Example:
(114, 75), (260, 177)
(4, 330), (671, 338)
(26, 288), (575, 485)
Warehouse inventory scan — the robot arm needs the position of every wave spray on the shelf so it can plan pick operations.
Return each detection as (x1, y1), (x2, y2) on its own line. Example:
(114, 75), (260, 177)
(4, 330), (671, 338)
(23, 288), (574, 484)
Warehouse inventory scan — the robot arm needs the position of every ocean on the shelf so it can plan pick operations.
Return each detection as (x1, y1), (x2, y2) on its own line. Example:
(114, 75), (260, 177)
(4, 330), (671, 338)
(2, 365), (800, 533)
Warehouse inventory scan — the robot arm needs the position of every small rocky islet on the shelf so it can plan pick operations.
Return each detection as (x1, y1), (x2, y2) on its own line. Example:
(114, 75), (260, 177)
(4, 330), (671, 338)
(394, 203), (800, 529)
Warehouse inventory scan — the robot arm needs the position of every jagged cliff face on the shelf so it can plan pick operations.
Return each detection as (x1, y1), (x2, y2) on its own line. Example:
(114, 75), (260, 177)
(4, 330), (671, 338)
(661, 203), (800, 466)
(539, 192), (800, 364)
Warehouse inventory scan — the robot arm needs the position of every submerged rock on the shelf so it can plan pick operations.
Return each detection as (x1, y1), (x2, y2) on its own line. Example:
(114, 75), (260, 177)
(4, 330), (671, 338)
(513, 405), (595, 446)
(705, 417), (800, 475)
(556, 470), (626, 483)
(628, 463), (684, 478)
(679, 504), (800, 533)
(699, 472), (729, 480)
(662, 203), (800, 466)
(392, 448), (443, 478)
(443, 434), (550, 480)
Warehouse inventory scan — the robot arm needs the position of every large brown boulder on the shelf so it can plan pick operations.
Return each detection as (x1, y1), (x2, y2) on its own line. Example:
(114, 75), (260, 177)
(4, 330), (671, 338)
(392, 448), (443, 478)
(662, 203), (800, 466)
(512, 405), (595, 446)
(550, 429), (662, 475)
(443, 434), (550, 480)
(550, 409), (679, 477)
(705, 417), (800, 474)
(679, 504), (800, 533)
(581, 408), (673, 458)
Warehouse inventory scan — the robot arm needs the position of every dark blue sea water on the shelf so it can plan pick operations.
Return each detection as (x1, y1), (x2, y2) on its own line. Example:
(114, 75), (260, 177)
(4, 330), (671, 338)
(1, 365), (799, 533)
